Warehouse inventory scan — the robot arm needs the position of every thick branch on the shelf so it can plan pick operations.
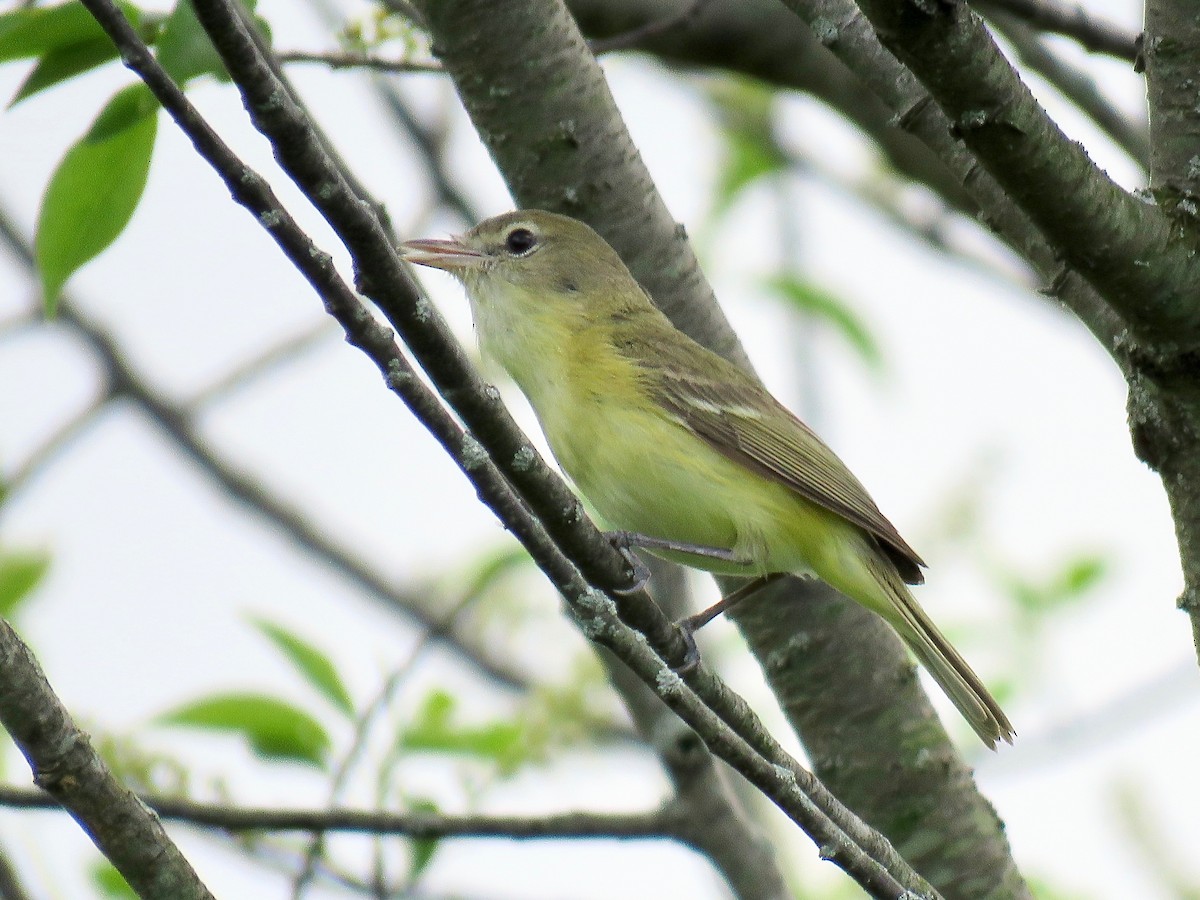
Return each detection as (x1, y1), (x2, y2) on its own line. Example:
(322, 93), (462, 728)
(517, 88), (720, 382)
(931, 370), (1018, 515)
(850, 0), (1199, 346)
(413, 0), (1025, 894)
(984, 8), (1148, 167)
(80, 3), (933, 892)
(1133, 0), (1200, 658)
(1144, 0), (1200, 200)
(0, 617), (213, 899)
(573, 0), (1122, 353)
(567, 0), (976, 213)
(413, 0), (750, 365)
(731, 579), (1027, 898)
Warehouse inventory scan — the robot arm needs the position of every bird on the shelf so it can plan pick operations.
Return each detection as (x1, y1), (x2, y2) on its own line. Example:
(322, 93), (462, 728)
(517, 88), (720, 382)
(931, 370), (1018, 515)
(401, 209), (1014, 748)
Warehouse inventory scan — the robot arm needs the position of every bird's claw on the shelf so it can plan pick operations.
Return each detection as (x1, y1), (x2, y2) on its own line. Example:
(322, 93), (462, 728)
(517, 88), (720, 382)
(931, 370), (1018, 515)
(672, 618), (702, 673)
(606, 532), (651, 595)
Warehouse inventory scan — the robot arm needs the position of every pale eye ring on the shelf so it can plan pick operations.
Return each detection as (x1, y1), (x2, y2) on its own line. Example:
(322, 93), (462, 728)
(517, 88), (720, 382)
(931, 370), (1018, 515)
(505, 228), (537, 256)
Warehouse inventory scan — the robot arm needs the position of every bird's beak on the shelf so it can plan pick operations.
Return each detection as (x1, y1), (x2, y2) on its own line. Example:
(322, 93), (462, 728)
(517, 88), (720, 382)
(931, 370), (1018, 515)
(400, 236), (487, 272)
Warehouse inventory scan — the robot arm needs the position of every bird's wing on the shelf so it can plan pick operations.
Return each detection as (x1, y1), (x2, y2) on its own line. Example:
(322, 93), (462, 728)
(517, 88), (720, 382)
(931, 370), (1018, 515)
(645, 347), (926, 584)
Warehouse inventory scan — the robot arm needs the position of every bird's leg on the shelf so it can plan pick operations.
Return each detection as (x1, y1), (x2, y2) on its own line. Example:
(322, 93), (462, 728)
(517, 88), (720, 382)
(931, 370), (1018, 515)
(674, 573), (786, 672)
(604, 530), (744, 595)
(605, 530), (743, 562)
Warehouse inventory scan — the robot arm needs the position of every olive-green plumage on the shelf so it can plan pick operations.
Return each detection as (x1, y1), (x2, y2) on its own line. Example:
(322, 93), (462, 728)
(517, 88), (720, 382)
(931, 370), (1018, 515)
(402, 210), (1014, 748)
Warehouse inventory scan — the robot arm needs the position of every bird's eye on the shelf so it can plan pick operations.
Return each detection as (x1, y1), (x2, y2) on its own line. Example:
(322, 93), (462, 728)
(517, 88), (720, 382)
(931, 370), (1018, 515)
(505, 228), (537, 256)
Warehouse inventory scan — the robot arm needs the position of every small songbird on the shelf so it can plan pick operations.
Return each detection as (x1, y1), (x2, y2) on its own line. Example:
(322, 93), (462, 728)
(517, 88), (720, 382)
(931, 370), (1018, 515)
(401, 210), (1014, 748)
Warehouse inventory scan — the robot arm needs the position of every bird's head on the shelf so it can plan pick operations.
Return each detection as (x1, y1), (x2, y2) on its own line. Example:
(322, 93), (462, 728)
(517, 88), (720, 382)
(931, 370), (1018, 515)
(401, 209), (643, 314)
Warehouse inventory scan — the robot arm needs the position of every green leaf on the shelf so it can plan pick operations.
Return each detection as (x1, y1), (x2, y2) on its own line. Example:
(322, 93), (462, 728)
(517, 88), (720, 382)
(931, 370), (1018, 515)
(765, 274), (884, 372)
(158, 693), (330, 768)
(1053, 555), (1107, 598)
(708, 79), (787, 217)
(250, 617), (355, 718)
(399, 690), (528, 774)
(1007, 554), (1109, 615)
(0, 3), (120, 62)
(406, 796), (441, 880)
(156, 0), (270, 84)
(458, 542), (534, 604)
(156, 0), (226, 84)
(35, 83), (158, 314)
(91, 861), (137, 899)
(0, 550), (51, 618)
(10, 38), (121, 107)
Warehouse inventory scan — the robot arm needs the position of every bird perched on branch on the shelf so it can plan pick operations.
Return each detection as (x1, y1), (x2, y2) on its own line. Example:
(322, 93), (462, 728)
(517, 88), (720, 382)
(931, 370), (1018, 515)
(402, 209), (1014, 749)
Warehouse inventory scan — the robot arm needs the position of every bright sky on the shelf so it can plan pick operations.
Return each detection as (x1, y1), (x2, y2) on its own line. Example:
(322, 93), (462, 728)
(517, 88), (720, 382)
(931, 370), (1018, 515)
(1, 0), (1197, 897)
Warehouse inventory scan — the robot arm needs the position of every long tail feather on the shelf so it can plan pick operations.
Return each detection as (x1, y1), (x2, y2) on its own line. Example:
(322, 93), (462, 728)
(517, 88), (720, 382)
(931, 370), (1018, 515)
(870, 557), (1015, 749)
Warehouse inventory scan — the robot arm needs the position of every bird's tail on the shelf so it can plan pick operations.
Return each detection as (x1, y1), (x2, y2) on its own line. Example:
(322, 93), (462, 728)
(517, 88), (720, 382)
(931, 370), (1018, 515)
(868, 556), (1015, 749)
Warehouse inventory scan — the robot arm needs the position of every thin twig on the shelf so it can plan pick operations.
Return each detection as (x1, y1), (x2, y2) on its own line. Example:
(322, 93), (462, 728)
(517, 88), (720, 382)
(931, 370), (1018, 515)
(0, 784), (690, 839)
(975, 0), (1139, 61)
(788, 149), (1036, 291)
(291, 592), (482, 898)
(3, 397), (110, 500)
(185, 320), (335, 409)
(983, 660), (1199, 778)
(587, 0), (712, 54)
(80, 1), (933, 893)
(0, 206), (530, 691)
(276, 50), (442, 74)
(304, 0), (479, 224)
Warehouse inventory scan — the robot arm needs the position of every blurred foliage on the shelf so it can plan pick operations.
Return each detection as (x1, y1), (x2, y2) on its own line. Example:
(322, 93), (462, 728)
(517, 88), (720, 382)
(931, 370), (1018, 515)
(339, 2), (428, 58)
(999, 554), (1108, 626)
(157, 692), (331, 769)
(91, 860), (137, 898)
(0, 547), (50, 619)
(399, 688), (531, 776)
(403, 795), (443, 882)
(764, 273), (884, 373)
(251, 617), (357, 718)
(705, 76), (885, 380)
(95, 730), (193, 797)
(1116, 780), (1200, 899)
(706, 78), (787, 221)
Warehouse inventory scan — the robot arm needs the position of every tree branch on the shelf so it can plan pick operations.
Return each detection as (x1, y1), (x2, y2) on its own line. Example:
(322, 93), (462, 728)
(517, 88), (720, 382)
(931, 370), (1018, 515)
(275, 49), (442, 73)
(849, 0), (1198, 347)
(0, 207), (530, 692)
(0, 617), (213, 899)
(184, 320), (334, 409)
(412, 0), (1027, 895)
(975, 0), (1139, 61)
(79, 3), (935, 892)
(1133, 0), (1200, 661)
(0, 840), (34, 900)
(1144, 0), (1200, 201)
(0, 784), (691, 840)
(566, 0), (976, 213)
(983, 7), (1149, 168)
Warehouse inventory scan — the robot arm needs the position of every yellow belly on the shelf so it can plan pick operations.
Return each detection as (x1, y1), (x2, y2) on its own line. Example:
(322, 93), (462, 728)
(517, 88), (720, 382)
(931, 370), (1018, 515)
(542, 395), (856, 579)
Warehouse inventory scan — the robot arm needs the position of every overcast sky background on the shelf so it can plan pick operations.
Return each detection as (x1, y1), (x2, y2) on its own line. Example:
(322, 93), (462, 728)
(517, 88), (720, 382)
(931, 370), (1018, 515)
(2, 0), (1198, 897)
